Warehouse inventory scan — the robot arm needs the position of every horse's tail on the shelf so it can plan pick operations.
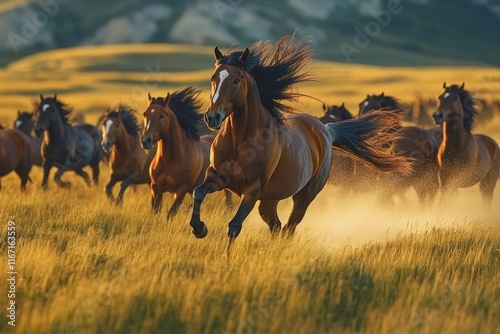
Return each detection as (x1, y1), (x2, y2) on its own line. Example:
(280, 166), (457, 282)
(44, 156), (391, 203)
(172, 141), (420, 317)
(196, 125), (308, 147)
(325, 110), (413, 173)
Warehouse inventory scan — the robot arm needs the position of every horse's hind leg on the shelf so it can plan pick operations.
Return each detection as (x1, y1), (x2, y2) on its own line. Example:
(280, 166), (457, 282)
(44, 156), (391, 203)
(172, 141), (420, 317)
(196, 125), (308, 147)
(54, 167), (71, 188)
(282, 176), (326, 238)
(74, 168), (91, 187)
(479, 167), (499, 207)
(258, 200), (281, 237)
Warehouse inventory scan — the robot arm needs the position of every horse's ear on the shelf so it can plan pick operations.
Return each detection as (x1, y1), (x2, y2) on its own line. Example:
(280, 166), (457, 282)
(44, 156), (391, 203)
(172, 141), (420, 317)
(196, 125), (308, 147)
(148, 92), (152, 102)
(322, 103), (327, 112)
(40, 94), (44, 101)
(214, 46), (223, 62)
(239, 48), (250, 63)
(53, 94), (57, 100)
(17, 110), (21, 116)
(366, 94), (369, 98)
(164, 92), (170, 104)
(340, 102), (345, 108)
(443, 82), (447, 89)
(460, 82), (465, 90)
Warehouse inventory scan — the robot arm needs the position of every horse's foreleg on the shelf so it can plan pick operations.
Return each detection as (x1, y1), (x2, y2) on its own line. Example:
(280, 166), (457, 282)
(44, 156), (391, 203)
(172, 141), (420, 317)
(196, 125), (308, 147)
(189, 167), (227, 238)
(151, 183), (163, 213)
(116, 174), (141, 205)
(41, 162), (51, 190)
(105, 175), (117, 202)
(90, 161), (100, 186)
(167, 189), (187, 220)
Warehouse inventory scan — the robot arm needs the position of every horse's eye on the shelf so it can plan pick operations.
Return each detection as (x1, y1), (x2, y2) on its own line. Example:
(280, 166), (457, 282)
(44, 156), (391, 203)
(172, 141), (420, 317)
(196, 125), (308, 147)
(159, 114), (165, 119)
(234, 78), (240, 85)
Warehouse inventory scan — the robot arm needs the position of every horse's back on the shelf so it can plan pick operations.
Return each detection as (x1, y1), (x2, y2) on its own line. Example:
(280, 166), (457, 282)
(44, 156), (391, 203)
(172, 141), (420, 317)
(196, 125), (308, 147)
(262, 113), (331, 198)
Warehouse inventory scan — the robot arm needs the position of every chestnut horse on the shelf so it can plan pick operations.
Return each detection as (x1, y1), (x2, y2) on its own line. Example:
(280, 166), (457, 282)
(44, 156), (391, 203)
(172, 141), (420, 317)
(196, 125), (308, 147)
(14, 111), (43, 166)
(140, 87), (231, 218)
(189, 36), (412, 249)
(433, 83), (500, 204)
(359, 93), (442, 206)
(101, 105), (155, 205)
(0, 126), (32, 191)
(34, 95), (102, 189)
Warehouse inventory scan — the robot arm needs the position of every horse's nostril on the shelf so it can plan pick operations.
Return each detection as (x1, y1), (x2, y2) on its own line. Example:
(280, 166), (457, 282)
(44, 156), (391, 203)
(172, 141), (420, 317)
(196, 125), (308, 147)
(215, 113), (221, 122)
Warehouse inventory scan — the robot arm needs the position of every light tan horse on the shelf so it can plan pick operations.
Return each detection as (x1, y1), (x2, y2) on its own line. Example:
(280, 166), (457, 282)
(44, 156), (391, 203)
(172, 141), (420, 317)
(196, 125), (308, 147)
(188, 35), (412, 250)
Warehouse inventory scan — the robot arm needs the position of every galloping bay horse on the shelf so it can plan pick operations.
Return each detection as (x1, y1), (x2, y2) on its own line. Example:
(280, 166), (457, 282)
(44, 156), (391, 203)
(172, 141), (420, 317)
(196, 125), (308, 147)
(189, 36), (412, 250)
(0, 126), (32, 191)
(140, 87), (232, 219)
(433, 83), (500, 204)
(101, 104), (155, 205)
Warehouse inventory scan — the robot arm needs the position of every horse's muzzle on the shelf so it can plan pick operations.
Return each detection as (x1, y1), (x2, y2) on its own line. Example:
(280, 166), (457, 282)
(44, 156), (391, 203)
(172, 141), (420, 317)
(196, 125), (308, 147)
(140, 135), (153, 150)
(33, 125), (45, 138)
(205, 110), (225, 130)
(432, 111), (443, 125)
(101, 140), (113, 153)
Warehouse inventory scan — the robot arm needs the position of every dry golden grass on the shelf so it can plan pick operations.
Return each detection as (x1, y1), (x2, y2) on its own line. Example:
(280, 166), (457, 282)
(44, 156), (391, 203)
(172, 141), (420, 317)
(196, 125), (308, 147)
(0, 44), (499, 333)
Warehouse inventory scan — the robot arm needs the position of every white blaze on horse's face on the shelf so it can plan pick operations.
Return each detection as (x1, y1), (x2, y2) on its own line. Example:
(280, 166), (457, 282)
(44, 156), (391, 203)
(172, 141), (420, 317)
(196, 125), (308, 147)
(104, 119), (113, 136)
(146, 120), (151, 131)
(443, 92), (450, 99)
(363, 101), (369, 108)
(15, 121), (22, 128)
(212, 69), (229, 104)
(42, 104), (50, 112)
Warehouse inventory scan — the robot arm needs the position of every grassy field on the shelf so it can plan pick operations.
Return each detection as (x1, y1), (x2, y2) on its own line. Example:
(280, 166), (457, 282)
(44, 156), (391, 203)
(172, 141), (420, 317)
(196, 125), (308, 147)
(0, 44), (500, 333)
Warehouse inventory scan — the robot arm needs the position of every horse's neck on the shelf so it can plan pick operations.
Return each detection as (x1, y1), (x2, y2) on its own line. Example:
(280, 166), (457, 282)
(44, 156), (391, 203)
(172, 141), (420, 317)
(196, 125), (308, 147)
(441, 120), (470, 154)
(225, 77), (274, 144)
(113, 129), (140, 157)
(157, 114), (191, 161)
(45, 117), (67, 144)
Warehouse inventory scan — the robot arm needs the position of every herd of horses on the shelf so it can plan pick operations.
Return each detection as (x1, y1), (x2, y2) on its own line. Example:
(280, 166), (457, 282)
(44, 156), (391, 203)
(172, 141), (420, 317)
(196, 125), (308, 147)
(1, 35), (499, 250)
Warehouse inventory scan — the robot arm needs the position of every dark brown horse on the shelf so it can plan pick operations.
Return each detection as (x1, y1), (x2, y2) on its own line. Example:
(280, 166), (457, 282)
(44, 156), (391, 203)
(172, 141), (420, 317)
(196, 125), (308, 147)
(34, 95), (102, 189)
(359, 93), (442, 206)
(0, 127), (32, 190)
(140, 87), (231, 218)
(14, 111), (43, 166)
(101, 104), (155, 205)
(318, 102), (353, 124)
(433, 83), (500, 204)
(189, 36), (412, 250)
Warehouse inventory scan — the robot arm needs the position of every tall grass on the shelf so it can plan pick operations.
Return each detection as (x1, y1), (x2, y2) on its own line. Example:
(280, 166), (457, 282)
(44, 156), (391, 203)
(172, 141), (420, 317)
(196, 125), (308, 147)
(0, 167), (498, 334)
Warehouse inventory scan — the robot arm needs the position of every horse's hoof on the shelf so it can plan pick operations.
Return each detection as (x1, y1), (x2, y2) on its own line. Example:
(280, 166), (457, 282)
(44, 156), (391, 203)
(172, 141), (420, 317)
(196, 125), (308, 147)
(227, 226), (241, 238)
(192, 222), (208, 239)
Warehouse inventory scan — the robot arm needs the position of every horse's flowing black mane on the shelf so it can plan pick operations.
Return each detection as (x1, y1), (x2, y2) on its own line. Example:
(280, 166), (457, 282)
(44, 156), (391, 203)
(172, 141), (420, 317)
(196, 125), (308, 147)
(216, 34), (314, 124)
(38, 97), (73, 124)
(151, 87), (204, 141)
(446, 85), (478, 132)
(108, 104), (141, 136)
